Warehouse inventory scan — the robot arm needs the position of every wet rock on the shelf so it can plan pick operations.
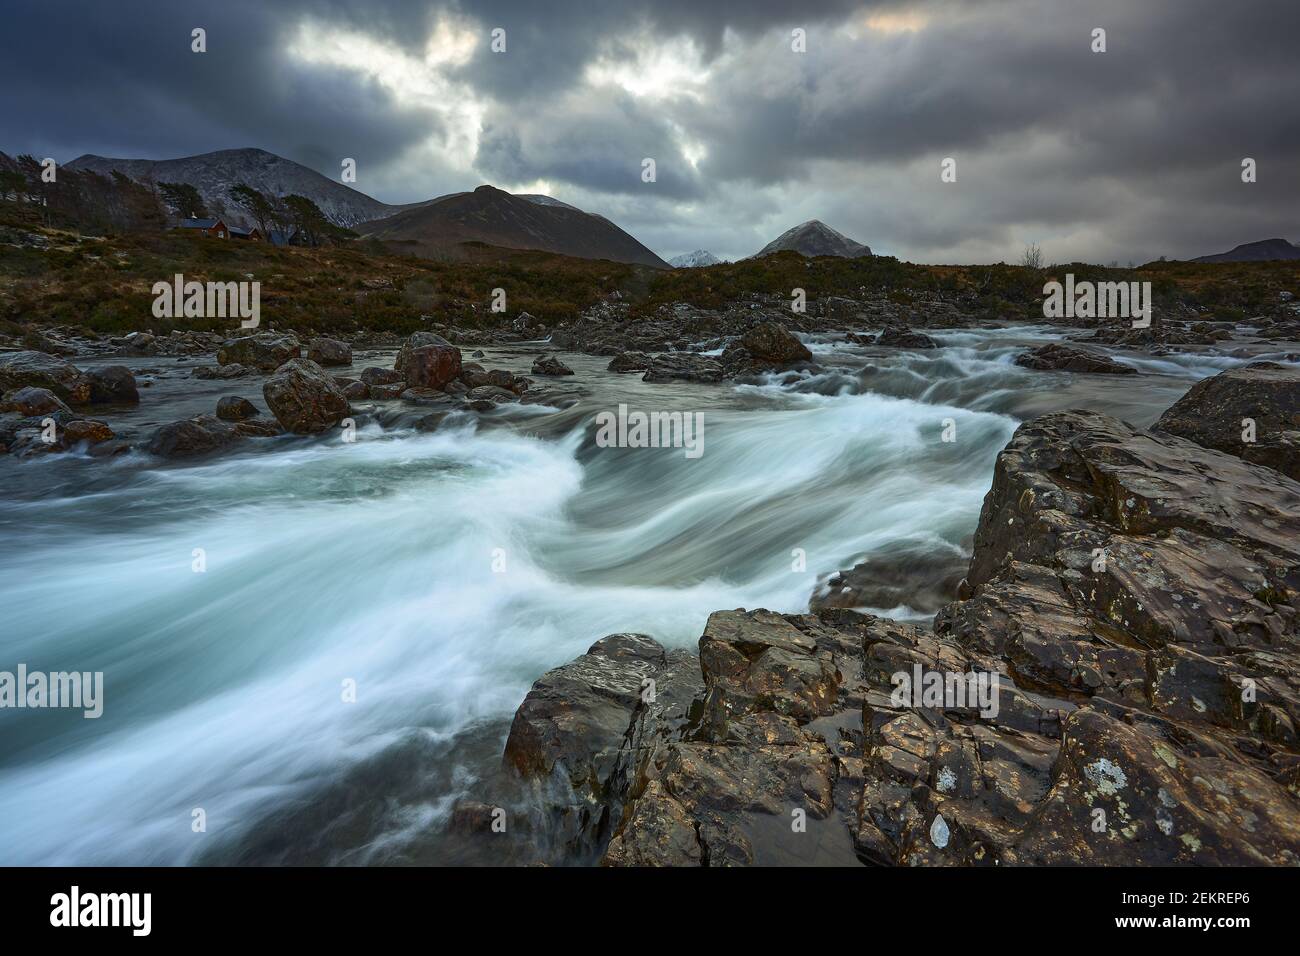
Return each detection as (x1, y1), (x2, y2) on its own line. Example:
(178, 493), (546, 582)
(1153, 361), (1300, 480)
(0, 350), (91, 403)
(531, 354), (574, 376)
(62, 419), (114, 444)
(217, 333), (300, 371)
(359, 366), (404, 387)
(307, 337), (352, 367)
(403, 344), (463, 390)
(1014, 343), (1135, 374)
(193, 363), (254, 380)
(642, 352), (724, 384)
(340, 380), (370, 400)
(876, 326), (938, 349)
(262, 358), (350, 434)
(465, 385), (518, 404)
(1, 386), (70, 417)
(216, 395), (259, 422)
(87, 365), (139, 404)
(607, 351), (652, 373)
(146, 415), (240, 458)
(740, 321), (814, 366)
(394, 332), (452, 374)
(369, 383), (405, 400)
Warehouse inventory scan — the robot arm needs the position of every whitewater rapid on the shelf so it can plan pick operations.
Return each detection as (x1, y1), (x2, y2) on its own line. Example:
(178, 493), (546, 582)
(0, 326), (1290, 864)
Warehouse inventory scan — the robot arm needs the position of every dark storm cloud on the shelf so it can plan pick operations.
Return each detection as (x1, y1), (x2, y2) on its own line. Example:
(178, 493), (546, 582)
(1, 0), (1296, 263)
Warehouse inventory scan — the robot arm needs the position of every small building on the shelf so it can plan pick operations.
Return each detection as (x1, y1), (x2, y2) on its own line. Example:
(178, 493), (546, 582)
(229, 225), (264, 241)
(175, 217), (228, 239)
(267, 228), (301, 248)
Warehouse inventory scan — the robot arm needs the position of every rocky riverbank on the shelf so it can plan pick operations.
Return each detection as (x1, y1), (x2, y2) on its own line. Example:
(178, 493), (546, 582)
(486, 362), (1300, 865)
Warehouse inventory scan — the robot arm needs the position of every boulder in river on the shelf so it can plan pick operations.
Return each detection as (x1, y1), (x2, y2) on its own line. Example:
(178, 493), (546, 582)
(0, 350), (91, 403)
(307, 337), (352, 367)
(359, 366), (404, 387)
(403, 344), (463, 390)
(642, 352), (724, 384)
(531, 354), (574, 377)
(262, 358), (351, 434)
(876, 326), (938, 349)
(1153, 361), (1300, 480)
(1014, 343), (1135, 374)
(740, 321), (814, 365)
(87, 365), (139, 404)
(394, 332), (453, 374)
(1, 386), (70, 417)
(215, 395), (260, 422)
(217, 334), (300, 371)
(607, 351), (651, 373)
(146, 415), (241, 458)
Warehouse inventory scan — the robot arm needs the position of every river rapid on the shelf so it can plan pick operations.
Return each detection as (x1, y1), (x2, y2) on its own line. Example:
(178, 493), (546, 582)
(1, 325), (1294, 864)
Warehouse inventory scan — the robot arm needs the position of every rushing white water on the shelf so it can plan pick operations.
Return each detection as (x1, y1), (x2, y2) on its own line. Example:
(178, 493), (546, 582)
(0, 324), (1286, 864)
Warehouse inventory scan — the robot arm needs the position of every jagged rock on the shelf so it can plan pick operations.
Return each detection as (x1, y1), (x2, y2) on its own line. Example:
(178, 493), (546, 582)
(307, 337), (352, 367)
(531, 354), (574, 377)
(503, 634), (700, 857)
(1, 386), (69, 417)
(87, 365), (139, 404)
(503, 399), (1300, 867)
(340, 380), (369, 400)
(876, 326), (938, 349)
(1153, 361), (1300, 480)
(607, 352), (652, 373)
(262, 358), (350, 434)
(642, 352), (724, 384)
(216, 395), (259, 421)
(1014, 343), (1135, 374)
(217, 333), (299, 371)
(0, 350), (90, 403)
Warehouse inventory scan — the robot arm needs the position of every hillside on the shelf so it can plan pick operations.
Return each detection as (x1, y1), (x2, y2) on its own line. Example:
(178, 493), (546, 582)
(66, 147), (407, 228)
(358, 185), (669, 268)
(751, 219), (872, 259)
(1192, 237), (1300, 263)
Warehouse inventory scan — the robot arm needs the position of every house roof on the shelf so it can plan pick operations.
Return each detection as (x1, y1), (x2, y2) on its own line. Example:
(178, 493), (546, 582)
(177, 218), (223, 230)
(229, 225), (260, 237)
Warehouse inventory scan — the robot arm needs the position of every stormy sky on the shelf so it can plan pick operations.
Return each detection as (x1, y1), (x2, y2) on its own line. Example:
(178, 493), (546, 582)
(2, 0), (1296, 264)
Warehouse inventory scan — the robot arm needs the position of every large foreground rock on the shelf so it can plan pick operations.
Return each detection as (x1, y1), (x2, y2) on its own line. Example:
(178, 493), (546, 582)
(0, 350), (90, 403)
(1153, 361), (1300, 480)
(496, 404), (1300, 866)
(87, 365), (139, 404)
(263, 358), (350, 433)
(394, 332), (453, 374)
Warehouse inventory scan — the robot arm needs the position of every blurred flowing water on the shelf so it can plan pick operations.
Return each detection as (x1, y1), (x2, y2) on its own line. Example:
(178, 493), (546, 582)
(0, 326), (1293, 864)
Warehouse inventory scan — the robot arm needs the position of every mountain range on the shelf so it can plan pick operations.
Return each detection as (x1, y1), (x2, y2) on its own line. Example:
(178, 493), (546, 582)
(1191, 237), (1300, 263)
(66, 147), (408, 228)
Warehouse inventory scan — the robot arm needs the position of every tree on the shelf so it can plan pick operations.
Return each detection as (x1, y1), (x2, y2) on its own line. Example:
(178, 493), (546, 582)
(0, 169), (25, 201)
(230, 183), (275, 236)
(1020, 242), (1044, 271)
(281, 194), (340, 247)
(158, 181), (208, 219)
